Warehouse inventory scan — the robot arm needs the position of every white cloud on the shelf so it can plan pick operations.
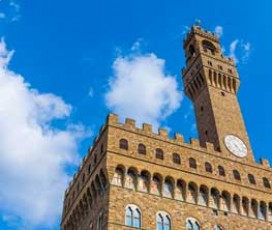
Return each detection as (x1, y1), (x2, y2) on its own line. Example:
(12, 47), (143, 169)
(241, 41), (251, 63)
(229, 39), (239, 63)
(0, 12), (5, 19)
(0, 38), (87, 228)
(88, 87), (94, 97)
(105, 42), (182, 129)
(214, 26), (223, 38)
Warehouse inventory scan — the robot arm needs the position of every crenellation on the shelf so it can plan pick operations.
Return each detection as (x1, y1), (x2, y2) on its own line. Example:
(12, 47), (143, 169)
(158, 128), (168, 137)
(260, 158), (270, 168)
(174, 132), (184, 143)
(107, 113), (118, 125)
(189, 137), (200, 148)
(142, 123), (153, 133)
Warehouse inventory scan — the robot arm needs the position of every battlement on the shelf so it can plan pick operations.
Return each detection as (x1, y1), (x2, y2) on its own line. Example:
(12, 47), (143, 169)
(106, 113), (216, 153)
(184, 26), (219, 47)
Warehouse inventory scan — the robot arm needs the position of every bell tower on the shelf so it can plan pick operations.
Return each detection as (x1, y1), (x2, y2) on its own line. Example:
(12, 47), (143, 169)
(182, 25), (254, 162)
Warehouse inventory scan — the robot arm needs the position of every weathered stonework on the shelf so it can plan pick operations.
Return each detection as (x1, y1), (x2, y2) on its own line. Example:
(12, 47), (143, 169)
(61, 26), (272, 230)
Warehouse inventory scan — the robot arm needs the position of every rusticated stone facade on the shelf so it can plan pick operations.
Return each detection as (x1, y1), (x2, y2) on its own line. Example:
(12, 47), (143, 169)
(61, 26), (272, 230)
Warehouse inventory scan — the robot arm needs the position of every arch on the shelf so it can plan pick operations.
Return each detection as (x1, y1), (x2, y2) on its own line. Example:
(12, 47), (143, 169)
(125, 204), (141, 228)
(259, 201), (267, 220)
(151, 173), (162, 195)
(208, 69), (213, 84)
(176, 179), (186, 201)
(173, 153), (181, 164)
(112, 165), (125, 186)
(188, 45), (196, 57)
(189, 157), (197, 169)
(125, 167), (137, 190)
(213, 71), (218, 87)
(156, 148), (164, 160)
(163, 176), (174, 198)
(214, 225), (224, 230)
(185, 217), (200, 230)
(100, 170), (107, 189)
(199, 185), (209, 206)
(157, 211), (171, 230)
(119, 138), (128, 150)
(138, 143), (146, 155)
(95, 175), (102, 194)
(248, 174), (256, 185)
(251, 199), (258, 218)
(218, 165), (225, 176)
(263, 177), (271, 188)
(205, 162), (213, 173)
(202, 40), (216, 55)
(268, 202), (272, 221)
(91, 182), (97, 198)
(138, 170), (150, 192)
(221, 191), (230, 211)
(233, 170), (241, 180)
(187, 182), (198, 204)
(210, 187), (220, 209)
(233, 194), (240, 214)
(241, 197), (249, 216)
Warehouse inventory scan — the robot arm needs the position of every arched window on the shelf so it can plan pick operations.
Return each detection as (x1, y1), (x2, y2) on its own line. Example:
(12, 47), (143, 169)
(156, 148), (164, 160)
(211, 188), (220, 209)
(173, 153), (181, 164)
(185, 217), (200, 230)
(248, 174), (256, 185)
(205, 162), (212, 173)
(251, 199), (258, 218)
(189, 158), (197, 169)
(112, 166), (124, 186)
(157, 212), (171, 230)
(233, 194), (240, 214)
(176, 179), (186, 201)
(242, 197), (249, 216)
(138, 171), (149, 192)
(163, 177), (173, 198)
(233, 170), (241, 180)
(218, 166), (225, 176)
(151, 174), (162, 195)
(119, 139), (128, 150)
(125, 204), (141, 228)
(187, 182), (197, 204)
(259, 201), (267, 220)
(263, 177), (270, 188)
(202, 40), (216, 55)
(125, 168), (137, 190)
(221, 191), (230, 211)
(138, 144), (146, 155)
(199, 185), (208, 206)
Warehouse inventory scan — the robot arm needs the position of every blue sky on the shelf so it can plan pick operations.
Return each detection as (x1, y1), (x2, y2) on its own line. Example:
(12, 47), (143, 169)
(0, 0), (272, 229)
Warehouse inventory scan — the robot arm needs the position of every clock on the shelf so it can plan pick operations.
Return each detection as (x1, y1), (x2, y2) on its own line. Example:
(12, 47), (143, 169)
(224, 135), (247, 158)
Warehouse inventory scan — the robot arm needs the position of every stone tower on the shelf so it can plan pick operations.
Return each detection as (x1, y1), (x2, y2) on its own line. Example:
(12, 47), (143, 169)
(182, 25), (253, 163)
(61, 25), (272, 230)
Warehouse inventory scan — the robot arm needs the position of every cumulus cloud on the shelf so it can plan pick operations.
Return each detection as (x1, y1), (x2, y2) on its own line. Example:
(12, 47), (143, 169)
(0, 38), (87, 228)
(228, 39), (251, 64)
(229, 39), (239, 63)
(105, 42), (182, 129)
(214, 26), (223, 38)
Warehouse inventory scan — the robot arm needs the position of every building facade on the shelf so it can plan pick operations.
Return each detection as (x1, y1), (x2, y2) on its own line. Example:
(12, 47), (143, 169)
(61, 25), (272, 230)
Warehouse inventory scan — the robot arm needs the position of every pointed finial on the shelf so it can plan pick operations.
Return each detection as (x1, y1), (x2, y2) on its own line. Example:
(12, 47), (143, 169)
(195, 19), (202, 26)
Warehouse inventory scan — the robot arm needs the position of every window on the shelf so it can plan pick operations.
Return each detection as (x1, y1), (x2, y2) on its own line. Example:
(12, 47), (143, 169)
(97, 211), (104, 230)
(112, 167), (124, 186)
(138, 171), (149, 192)
(251, 199), (258, 218)
(214, 225), (223, 230)
(100, 144), (104, 154)
(189, 158), (197, 169)
(242, 197), (249, 216)
(211, 188), (220, 209)
(233, 194), (240, 214)
(208, 60), (213, 66)
(263, 177), (270, 188)
(202, 40), (216, 55)
(138, 144), (146, 154)
(119, 139), (128, 150)
(259, 202), (267, 220)
(221, 191), (230, 211)
(205, 162), (212, 173)
(233, 170), (241, 180)
(218, 65), (223, 70)
(82, 173), (85, 183)
(156, 148), (164, 160)
(125, 169), (137, 190)
(151, 175), (162, 195)
(199, 186), (208, 206)
(218, 166), (225, 176)
(186, 217), (200, 230)
(157, 212), (171, 230)
(88, 164), (92, 174)
(248, 174), (256, 185)
(228, 68), (233, 74)
(125, 205), (141, 228)
(187, 183), (197, 204)
(173, 153), (181, 164)
(163, 178), (173, 198)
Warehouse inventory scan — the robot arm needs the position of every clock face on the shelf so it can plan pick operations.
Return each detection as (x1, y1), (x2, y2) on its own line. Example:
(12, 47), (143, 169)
(224, 135), (247, 158)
